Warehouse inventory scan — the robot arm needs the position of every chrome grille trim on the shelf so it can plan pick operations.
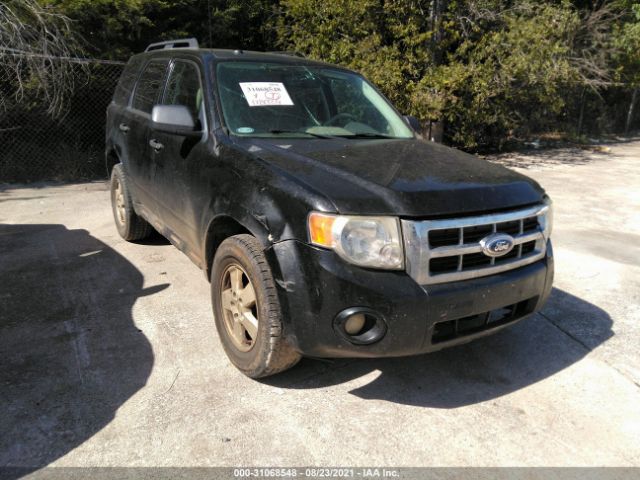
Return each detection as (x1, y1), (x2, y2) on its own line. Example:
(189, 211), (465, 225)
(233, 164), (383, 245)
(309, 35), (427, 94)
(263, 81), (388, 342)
(429, 230), (541, 258)
(401, 204), (550, 285)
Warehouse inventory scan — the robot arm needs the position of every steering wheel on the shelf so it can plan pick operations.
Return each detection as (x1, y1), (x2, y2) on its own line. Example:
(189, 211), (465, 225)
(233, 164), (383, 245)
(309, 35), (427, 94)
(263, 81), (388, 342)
(323, 112), (358, 127)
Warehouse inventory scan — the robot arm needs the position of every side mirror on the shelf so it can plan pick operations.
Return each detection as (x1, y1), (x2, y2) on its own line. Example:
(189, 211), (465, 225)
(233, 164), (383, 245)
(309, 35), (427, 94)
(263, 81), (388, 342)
(151, 105), (201, 137)
(403, 115), (421, 133)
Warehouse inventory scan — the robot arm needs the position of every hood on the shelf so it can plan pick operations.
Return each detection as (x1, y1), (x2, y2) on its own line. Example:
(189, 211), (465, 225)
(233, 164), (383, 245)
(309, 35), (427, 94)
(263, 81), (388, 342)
(240, 137), (545, 217)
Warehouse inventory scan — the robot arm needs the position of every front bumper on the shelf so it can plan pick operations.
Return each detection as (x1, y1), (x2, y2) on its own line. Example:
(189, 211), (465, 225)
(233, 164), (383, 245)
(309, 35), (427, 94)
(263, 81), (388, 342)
(267, 239), (554, 358)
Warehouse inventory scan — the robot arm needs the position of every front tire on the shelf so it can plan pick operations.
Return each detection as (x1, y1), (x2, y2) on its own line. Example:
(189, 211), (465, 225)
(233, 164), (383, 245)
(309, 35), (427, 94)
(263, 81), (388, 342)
(211, 234), (301, 378)
(110, 164), (153, 241)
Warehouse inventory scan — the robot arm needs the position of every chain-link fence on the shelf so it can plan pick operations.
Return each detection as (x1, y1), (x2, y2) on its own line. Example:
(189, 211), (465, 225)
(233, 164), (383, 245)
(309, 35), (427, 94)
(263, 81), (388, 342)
(0, 58), (124, 183)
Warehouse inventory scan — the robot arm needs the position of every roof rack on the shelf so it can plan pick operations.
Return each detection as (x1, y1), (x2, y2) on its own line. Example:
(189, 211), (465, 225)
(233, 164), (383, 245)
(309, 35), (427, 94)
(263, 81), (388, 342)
(145, 38), (199, 52)
(266, 51), (305, 58)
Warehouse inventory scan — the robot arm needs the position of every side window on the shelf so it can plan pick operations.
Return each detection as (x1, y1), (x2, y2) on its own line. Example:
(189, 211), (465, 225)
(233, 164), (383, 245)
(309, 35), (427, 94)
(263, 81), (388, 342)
(132, 60), (168, 114)
(113, 56), (143, 106)
(162, 61), (202, 120)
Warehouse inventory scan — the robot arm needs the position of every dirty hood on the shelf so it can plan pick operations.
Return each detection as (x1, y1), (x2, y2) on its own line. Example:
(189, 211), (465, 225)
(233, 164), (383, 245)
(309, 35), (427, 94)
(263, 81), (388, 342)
(241, 137), (545, 217)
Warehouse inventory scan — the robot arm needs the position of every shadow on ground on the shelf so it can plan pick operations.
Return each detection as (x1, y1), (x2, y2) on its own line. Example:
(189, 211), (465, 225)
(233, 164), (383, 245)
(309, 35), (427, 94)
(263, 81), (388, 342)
(135, 228), (171, 246)
(0, 224), (616, 471)
(264, 288), (613, 408)
(0, 224), (168, 475)
(0, 196), (47, 203)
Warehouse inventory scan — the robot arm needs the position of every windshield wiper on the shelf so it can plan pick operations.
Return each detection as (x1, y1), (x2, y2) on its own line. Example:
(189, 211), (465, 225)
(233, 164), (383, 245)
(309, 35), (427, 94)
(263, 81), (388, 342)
(268, 130), (395, 140)
(337, 132), (396, 139)
(269, 129), (334, 139)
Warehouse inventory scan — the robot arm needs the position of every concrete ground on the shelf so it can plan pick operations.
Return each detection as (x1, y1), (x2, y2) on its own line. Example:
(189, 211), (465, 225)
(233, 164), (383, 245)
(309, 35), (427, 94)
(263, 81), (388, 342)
(1, 141), (639, 469)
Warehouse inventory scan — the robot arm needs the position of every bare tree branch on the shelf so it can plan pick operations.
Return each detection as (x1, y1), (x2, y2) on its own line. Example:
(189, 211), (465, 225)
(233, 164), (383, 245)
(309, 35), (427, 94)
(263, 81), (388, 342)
(568, 3), (622, 91)
(0, 0), (86, 118)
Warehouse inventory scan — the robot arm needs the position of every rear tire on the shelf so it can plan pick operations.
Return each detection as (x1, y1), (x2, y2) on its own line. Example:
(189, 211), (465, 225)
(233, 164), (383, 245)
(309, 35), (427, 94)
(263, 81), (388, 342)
(110, 163), (153, 241)
(211, 234), (301, 378)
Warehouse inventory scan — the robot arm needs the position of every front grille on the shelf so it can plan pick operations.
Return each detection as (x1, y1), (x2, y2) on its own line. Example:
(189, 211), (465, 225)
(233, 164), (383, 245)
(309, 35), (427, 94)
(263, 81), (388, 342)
(428, 228), (460, 247)
(429, 239), (538, 273)
(431, 297), (536, 344)
(430, 256), (460, 273)
(402, 204), (550, 285)
(429, 216), (540, 248)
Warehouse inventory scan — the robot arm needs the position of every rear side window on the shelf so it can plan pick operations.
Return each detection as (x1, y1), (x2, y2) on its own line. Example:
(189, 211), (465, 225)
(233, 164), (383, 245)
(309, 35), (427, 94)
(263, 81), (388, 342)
(113, 56), (143, 105)
(132, 60), (169, 114)
(162, 61), (202, 121)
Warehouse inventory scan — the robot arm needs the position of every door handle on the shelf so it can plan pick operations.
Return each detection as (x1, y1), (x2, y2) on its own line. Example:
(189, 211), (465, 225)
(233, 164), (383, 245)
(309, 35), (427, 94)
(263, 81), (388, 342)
(149, 139), (164, 152)
(119, 123), (130, 133)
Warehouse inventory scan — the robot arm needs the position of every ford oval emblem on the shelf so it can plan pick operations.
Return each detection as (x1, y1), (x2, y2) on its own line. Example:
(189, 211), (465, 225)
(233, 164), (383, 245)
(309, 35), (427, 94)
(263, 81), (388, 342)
(480, 233), (515, 258)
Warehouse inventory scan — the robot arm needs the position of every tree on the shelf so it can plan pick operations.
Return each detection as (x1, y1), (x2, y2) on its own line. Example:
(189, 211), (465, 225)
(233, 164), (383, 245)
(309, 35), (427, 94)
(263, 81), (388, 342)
(0, 0), (85, 117)
(414, 2), (619, 148)
(612, 2), (640, 134)
(279, 0), (624, 150)
(45, 0), (280, 60)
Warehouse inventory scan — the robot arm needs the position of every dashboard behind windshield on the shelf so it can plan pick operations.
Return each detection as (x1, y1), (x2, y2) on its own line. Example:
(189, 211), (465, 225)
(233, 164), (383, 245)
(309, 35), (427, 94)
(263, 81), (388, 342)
(215, 61), (414, 139)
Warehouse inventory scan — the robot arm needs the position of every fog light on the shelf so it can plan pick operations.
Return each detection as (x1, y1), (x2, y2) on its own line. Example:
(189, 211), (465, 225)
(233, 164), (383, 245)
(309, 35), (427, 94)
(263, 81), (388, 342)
(344, 313), (366, 335)
(333, 307), (387, 345)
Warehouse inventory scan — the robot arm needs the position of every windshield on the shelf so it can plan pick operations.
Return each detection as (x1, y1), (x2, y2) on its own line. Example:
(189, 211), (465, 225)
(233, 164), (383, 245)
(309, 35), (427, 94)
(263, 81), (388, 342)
(215, 61), (414, 139)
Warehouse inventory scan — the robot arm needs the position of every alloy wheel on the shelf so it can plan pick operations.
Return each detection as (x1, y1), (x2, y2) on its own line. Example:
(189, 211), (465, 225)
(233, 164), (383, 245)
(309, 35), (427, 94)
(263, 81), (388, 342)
(114, 179), (126, 225)
(220, 264), (259, 352)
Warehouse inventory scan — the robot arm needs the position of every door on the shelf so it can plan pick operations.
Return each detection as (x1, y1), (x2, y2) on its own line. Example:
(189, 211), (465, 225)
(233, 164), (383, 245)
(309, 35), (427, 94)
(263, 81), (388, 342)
(125, 59), (169, 211)
(147, 59), (208, 247)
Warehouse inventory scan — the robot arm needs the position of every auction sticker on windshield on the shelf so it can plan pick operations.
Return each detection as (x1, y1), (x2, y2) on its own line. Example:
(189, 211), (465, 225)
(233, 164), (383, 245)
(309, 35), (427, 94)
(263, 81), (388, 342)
(240, 82), (294, 107)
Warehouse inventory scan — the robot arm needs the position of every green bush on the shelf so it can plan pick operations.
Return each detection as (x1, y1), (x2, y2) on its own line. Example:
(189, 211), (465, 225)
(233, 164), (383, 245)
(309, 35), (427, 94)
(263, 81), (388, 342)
(278, 0), (639, 150)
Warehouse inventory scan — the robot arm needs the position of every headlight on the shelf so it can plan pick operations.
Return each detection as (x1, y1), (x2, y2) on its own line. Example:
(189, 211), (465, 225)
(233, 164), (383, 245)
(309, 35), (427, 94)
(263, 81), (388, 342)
(541, 196), (553, 239)
(308, 212), (404, 270)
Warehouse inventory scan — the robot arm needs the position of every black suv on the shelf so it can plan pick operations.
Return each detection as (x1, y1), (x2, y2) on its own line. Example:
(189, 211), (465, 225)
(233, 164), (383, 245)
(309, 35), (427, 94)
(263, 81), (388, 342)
(106, 38), (554, 378)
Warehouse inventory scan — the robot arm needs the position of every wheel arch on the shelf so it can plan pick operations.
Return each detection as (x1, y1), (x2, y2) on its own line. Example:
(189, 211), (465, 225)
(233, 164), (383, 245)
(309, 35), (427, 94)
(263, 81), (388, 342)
(105, 147), (121, 178)
(204, 215), (269, 281)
